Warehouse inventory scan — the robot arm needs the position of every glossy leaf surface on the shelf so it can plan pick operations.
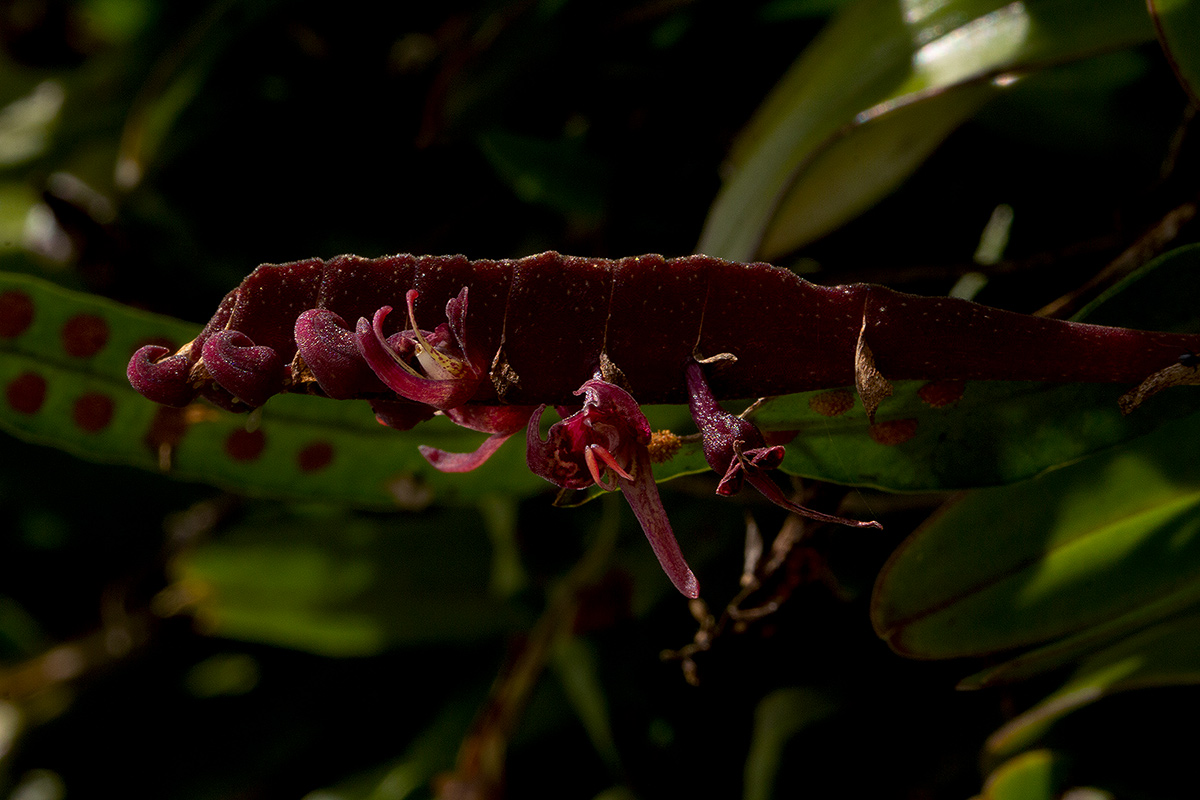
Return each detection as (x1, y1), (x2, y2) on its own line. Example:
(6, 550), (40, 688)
(980, 750), (1070, 800)
(871, 246), (1200, 659)
(1148, 0), (1200, 104)
(698, 0), (1154, 260)
(872, 395), (1200, 658)
(985, 612), (1200, 760)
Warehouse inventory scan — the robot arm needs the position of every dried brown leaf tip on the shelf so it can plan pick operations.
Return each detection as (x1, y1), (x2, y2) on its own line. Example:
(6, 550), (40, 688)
(1119, 353), (1200, 414)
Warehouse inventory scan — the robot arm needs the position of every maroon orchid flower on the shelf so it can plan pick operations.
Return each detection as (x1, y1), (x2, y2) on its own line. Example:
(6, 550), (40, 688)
(331, 285), (534, 468)
(354, 287), (485, 410)
(686, 360), (881, 530)
(526, 375), (699, 599)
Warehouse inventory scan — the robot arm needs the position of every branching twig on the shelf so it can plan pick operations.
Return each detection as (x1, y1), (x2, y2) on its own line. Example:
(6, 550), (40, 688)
(661, 499), (843, 686)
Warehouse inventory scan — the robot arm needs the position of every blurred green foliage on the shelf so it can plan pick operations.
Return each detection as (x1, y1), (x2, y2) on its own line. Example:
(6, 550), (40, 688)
(1, 1), (1200, 798)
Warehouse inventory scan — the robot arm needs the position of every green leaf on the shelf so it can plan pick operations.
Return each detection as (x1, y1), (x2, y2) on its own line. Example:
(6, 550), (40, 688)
(985, 612), (1200, 760)
(980, 750), (1071, 800)
(0, 271), (551, 508)
(1148, 0), (1200, 105)
(170, 505), (518, 656)
(0, 80), (65, 169)
(698, 0), (1155, 260)
(870, 245), (1200, 659)
(753, 379), (1199, 492)
(871, 406), (1200, 659)
(958, 582), (1200, 689)
(743, 687), (840, 800)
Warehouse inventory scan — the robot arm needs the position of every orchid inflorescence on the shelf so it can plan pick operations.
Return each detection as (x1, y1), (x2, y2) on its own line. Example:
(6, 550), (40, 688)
(131, 284), (879, 599)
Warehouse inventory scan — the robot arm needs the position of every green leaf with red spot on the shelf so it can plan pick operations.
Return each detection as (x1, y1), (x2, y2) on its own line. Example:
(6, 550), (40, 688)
(869, 241), (1200, 661)
(0, 271), (550, 507)
(749, 378), (1198, 492)
(1, 271), (197, 468)
(867, 251), (1200, 664)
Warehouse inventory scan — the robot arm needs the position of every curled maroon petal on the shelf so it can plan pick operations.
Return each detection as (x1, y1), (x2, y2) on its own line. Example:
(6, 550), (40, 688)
(419, 405), (536, 473)
(528, 376), (699, 597)
(355, 306), (481, 409)
(295, 309), (387, 399)
(686, 361), (880, 530)
(421, 431), (514, 472)
(127, 345), (196, 407)
(200, 330), (287, 408)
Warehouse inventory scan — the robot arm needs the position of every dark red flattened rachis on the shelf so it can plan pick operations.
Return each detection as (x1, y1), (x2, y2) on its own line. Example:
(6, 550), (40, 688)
(128, 251), (1200, 413)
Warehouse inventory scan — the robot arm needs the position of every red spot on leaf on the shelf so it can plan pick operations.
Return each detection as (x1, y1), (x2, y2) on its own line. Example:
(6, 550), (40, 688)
(918, 379), (965, 409)
(6, 372), (46, 414)
(225, 428), (266, 461)
(145, 406), (187, 457)
(809, 389), (854, 417)
(297, 441), (334, 472)
(869, 418), (919, 446)
(72, 393), (115, 433)
(0, 291), (34, 338)
(62, 314), (109, 358)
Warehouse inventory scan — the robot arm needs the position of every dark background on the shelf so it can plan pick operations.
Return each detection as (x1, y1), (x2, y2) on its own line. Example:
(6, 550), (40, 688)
(1, 1), (1197, 798)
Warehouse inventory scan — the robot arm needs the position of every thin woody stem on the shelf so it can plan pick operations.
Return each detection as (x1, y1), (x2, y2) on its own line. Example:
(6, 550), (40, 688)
(438, 496), (623, 799)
